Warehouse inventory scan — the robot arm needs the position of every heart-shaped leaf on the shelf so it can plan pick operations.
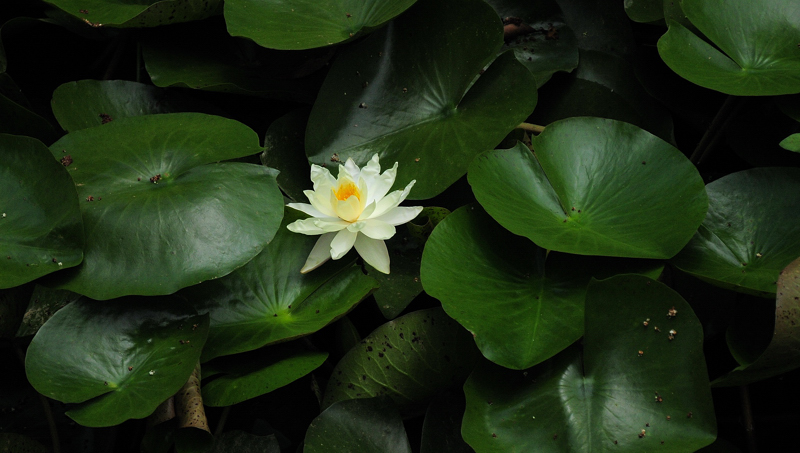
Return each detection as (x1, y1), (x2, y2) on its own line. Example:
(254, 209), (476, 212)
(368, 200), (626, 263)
(484, 0), (578, 87)
(322, 307), (478, 415)
(672, 168), (800, 297)
(304, 397), (412, 453)
(182, 208), (378, 362)
(224, 0), (417, 51)
(305, 0), (538, 200)
(422, 205), (664, 369)
(45, 113), (284, 300)
(469, 119), (707, 258)
(51, 80), (214, 133)
(202, 344), (328, 407)
(657, 0), (800, 96)
(25, 297), (209, 427)
(44, 0), (222, 28)
(462, 275), (716, 452)
(712, 256), (800, 387)
(1, 134), (83, 289)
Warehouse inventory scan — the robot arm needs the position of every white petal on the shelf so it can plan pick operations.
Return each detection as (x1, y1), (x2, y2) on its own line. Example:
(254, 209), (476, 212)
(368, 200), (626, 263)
(370, 179), (416, 218)
(287, 218), (348, 235)
(372, 206), (423, 226)
(360, 219), (396, 240)
(343, 158), (361, 180)
(301, 233), (335, 273)
(330, 229), (357, 260)
(367, 161), (397, 205)
(354, 235), (390, 274)
(305, 190), (337, 218)
(310, 165), (336, 190)
(286, 202), (326, 218)
(335, 195), (363, 222)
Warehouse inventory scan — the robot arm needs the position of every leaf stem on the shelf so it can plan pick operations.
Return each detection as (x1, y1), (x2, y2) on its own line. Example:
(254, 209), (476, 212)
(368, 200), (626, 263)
(740, 384), (758, 453)
(690, 95), (743, 166)
(517, 122), (545, 134)
(214, 406), (231, 437)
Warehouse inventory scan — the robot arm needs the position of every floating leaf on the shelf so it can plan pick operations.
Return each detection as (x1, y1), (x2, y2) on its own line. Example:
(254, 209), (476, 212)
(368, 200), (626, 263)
(224, 0), (417, 50)
(45, 113), (284, 299)
(304, 397), (412, 453)
(25, 297), (209, 427)
(306, 0), (537, 200)
(202, 344), (327, 407)
(261, 108), (312, 201)
(183, 208), (378, 362)
(779, 133), (800, 153)
(657, 0), (800, 96)
(15, 285), (80, 337)
(672, 168), (800, 297)
(0, 134), (83, 288)
(43, 0), (222, 28)
(323, 308), (478, 415)
(422, 205), (663, 369)
(469, 119), (707, 258)
(462, 275), (716, 452)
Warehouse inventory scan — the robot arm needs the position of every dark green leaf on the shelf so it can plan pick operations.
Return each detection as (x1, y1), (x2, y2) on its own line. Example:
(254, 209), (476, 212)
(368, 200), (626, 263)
(624, 0), (664, 23)
(0, 134), (83, 288)
(15, 285), (80, 337)
(0, 75), (58, 142)
(323, 308), (478, 415)
(44, 0), (222, 28)
(306, 0), (538, 200)
(420, 392), (474, 453)
(211, 431), (279, 453)
(712, 257), (800, 386)
(261, 108), (312, 201)
(368, 227), (425, 320)
(779, 133), (800, 152)
(202, 344), (328, 407)
(25, 297), (209, 427)
(657, 0), (800, 95)
(462, 275), (716, 452)
(469, 121), (707, 258)
(224, 0), (417, 50)
(484, 0), (578, 87)
(672, 168), (800, 297)
(45, 113), (284, 299)
(304, 397), (412, 453)
(183, 208), (378, 362)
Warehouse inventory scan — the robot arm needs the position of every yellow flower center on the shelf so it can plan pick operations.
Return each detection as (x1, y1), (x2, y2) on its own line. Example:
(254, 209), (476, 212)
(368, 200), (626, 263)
(333, 181), (361, 201)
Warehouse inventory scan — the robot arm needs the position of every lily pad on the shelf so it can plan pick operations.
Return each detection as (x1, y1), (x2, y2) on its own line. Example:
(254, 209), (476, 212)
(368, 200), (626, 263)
(224, 0), (417, 50)
(43, 0), (222, 28)
(657, 0), (800, 96)
(484, 0), (578, 87)
(202, 344), (328, 407)
(779, 133), (800, 153)
(672, 168), (800, 297)
(469, 120), (707, 258)
(25, 297), (209, 427)
(261, 108), (312, 202)
(0, 134), (83, 289)
(462, 275), (716, 452)
(51, 79), (215, 133)
(305, 0), (538, 200)
(45, 113), (284, 300)
(422, 205), (664, 369)
(624, 0), (664, 23)
(304, 397), (411, 453)
(322, 307), (478, 415)
(15, 285), (81, 337)
(182, 208), (378, 362)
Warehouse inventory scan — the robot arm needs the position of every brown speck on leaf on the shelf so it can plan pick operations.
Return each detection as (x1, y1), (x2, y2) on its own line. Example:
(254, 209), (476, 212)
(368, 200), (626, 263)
(331, 153), (340, 162)
(492, 433), (497, 438)
(668, 306), (677, 318)
(639, 429), (646, 438)
(643, 318), (650, 327)
(666, 415), (671, 420)
(79, 9), (89, 14)
(99, 113), (113, 124)
(479, 69), (485, 75)
(346, 13), (352, 18)
(645, 423), (650, 427)
(687, 412), (693, 418)
(638, 350), (644, 357)
(104, 381), (108, 386)
(137, 177), (142, 181)
(654, 326), (660, 332)
(642, 161), (646, 165)
(546, 25), (559, 40)
(614, 440), (618, 445)
(414, 158), (420, 162)
(349, 32), (354, 37)
(362, 81), (369, 88)
(553, 434), (558, 440)
(86, 196), (94, 202)
(192, 324), (198, 330)
(756, 252), (763, 258)
(403, 87), (408, 93)
(150, 174), (162, 184)
(61, 155), (73, 166)
(359, 102), (368, 109)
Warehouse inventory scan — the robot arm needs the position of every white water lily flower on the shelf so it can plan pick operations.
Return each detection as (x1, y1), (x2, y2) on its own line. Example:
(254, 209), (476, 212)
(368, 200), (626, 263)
(287, 154), (423, 274)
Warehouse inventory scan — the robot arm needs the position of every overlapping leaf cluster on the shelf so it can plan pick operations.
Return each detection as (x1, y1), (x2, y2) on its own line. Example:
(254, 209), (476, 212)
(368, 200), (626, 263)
(2, 0), (800, 452)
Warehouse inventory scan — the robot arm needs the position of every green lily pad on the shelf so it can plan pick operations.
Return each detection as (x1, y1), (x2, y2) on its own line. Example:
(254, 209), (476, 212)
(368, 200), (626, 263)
(224, 0), (417, 50)
(25, 297), (209, 427)
(469, 120), (707, 258)
(305, 0), (538, 200)
(304, 397), (411, 453)
(43, 0), (222, 28)
(16, 285), (81, 337)
(779, 133), (800, 152)
(368, 223), (428, 320)
(51, 79), (214, 133)
(462, 275), (716, 452)
(484, 0), (578, 87)
(712, 256), (800, 387)
(672, 168), (800, 297)
(0, 134), (83, 289)
(624, 0), (664, 23)
(322, 307), (478, 415)
(261, 108), (312, 202)
(202, 344), (328, 407)
(182, 208), (378, 362)
(657, 0), (800, 96)
(45, 113), (284, 300)
(422, 205), (664, 370)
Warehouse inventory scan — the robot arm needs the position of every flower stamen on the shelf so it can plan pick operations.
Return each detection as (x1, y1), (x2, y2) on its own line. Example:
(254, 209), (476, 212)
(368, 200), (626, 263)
(333, 181), (361, 201)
